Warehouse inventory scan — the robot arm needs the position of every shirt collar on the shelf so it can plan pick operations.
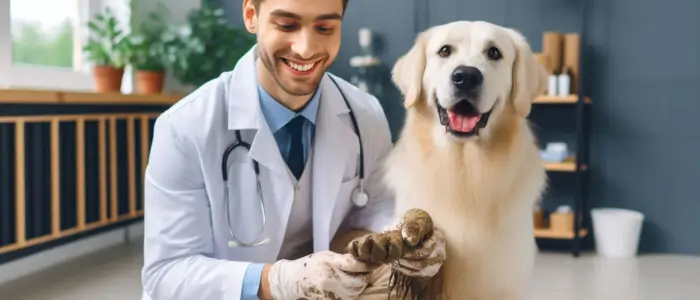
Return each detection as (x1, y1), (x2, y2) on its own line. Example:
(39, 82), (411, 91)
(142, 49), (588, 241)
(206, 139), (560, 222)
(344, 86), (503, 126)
(257, 84), (321, 133)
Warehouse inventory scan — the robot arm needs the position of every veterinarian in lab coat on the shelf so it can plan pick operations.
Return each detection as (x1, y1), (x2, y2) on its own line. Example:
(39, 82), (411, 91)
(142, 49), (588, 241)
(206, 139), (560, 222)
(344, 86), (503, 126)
(141, 0), (445, 299)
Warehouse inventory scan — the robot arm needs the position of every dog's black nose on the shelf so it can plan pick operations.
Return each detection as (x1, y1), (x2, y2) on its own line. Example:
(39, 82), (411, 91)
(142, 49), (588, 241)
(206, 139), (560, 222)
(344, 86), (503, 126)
(451, 66), (483, 93)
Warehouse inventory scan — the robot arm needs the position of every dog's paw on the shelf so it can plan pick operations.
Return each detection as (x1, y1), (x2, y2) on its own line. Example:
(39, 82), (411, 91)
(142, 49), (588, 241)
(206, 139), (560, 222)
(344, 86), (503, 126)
(347, 231), (405, 265)
(398, 208), (434, 247)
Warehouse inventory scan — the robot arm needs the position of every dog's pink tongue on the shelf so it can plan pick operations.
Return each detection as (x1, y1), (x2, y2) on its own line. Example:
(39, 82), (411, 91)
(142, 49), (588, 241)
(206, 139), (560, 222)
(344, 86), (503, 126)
(448, 110), (481, 132)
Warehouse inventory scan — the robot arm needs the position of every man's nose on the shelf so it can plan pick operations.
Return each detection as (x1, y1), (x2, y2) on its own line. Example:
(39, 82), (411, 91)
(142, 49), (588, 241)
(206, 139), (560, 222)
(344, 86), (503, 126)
(290, 31), (317, 60)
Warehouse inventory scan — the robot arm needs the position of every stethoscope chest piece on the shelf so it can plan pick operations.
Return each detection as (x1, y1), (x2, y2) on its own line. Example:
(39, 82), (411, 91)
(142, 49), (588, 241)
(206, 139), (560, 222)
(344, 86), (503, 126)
(352, 187), (369, 207)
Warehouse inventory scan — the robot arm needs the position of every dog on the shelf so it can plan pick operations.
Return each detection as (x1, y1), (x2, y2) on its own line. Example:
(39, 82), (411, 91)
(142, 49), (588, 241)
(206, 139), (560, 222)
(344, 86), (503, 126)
(382, 20), (548, 299)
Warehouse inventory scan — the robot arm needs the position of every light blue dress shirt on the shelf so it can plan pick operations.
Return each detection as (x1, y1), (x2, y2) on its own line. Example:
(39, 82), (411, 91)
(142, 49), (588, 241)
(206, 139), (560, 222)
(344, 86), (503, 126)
(239, 83), (321, 299)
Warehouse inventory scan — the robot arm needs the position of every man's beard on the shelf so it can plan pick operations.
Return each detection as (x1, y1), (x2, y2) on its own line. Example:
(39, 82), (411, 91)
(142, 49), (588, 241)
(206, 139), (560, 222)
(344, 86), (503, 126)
(258, 48), (324, 97)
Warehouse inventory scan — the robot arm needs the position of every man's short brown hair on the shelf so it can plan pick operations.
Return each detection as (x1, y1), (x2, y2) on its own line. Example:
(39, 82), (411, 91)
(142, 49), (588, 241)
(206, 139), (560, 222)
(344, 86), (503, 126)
(250, 0), (350, 13)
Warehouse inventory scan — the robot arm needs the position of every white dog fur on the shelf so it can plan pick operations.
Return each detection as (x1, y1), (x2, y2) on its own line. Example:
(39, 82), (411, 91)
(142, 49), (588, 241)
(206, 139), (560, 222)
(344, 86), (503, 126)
(384, 20), (548, 299)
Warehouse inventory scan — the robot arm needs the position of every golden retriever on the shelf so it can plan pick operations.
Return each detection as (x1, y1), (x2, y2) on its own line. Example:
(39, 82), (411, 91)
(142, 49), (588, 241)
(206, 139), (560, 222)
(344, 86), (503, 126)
(383, 20), (548, 299)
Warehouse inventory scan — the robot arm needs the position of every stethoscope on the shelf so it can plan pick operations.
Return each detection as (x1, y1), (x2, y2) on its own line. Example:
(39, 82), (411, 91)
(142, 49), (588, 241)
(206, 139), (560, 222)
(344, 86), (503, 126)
(222, 75), (367, 248)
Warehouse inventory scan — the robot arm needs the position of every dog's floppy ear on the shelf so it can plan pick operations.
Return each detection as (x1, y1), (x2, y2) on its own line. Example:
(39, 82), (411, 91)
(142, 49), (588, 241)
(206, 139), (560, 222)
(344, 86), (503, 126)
(506, 28), (547, 117)
(391, 29), (432, 108)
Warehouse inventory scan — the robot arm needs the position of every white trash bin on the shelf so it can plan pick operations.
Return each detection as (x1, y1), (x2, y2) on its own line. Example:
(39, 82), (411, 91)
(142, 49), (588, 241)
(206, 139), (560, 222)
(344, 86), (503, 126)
(591, 208), (645, 258)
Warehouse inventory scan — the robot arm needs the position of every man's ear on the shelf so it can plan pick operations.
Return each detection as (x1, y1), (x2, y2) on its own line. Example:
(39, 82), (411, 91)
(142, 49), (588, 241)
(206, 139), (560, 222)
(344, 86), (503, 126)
(506, 28), (547, 118)
(391, 28), (432, 109)
(242, 0), (257, 33)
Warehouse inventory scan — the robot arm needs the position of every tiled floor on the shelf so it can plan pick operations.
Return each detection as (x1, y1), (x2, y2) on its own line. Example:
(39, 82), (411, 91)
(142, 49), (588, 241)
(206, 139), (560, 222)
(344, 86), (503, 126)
(1, 241), (699, 300)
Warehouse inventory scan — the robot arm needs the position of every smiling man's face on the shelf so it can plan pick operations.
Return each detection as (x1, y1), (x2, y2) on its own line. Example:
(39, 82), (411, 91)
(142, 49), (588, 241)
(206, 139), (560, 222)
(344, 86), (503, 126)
(243, 0), (345, 98)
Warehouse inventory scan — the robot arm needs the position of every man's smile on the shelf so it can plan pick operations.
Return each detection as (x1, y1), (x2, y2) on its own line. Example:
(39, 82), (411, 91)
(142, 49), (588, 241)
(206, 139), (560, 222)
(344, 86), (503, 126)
(280, 57), (321, 75)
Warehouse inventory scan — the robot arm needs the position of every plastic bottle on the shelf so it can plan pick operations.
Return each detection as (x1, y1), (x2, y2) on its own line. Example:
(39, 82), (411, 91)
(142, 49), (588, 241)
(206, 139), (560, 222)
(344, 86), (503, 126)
(547, 68), (559, 96)
(557, 67), (571, 96)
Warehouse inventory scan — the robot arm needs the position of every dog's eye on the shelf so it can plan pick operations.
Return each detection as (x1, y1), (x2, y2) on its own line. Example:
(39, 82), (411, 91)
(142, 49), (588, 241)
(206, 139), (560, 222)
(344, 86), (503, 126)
(487, 46), (502, 60)
(437, 45), (452, 57)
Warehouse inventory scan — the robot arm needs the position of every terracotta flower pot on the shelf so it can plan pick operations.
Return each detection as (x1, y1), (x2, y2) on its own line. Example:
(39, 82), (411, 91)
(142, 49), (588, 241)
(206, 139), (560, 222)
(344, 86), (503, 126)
(93, 65), (124, 93)
(135, 70), (166, 94)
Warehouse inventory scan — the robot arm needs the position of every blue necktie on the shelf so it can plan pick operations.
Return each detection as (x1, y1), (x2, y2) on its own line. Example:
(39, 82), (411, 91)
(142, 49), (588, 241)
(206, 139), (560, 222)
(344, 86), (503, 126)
(286, 116), (306, 179)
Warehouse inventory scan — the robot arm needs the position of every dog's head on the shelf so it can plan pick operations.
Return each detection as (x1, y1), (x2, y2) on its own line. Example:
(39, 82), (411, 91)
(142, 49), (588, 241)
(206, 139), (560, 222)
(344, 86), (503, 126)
(392, 21), (546, 142)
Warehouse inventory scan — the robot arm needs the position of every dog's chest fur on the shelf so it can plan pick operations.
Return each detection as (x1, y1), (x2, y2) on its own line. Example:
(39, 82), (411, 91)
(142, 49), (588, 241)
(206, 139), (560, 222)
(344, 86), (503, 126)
(384, 119), (546, 299)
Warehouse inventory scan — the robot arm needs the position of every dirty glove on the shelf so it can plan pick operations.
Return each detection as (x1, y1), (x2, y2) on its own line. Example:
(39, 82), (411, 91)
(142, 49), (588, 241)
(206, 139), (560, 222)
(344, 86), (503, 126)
(268, 250), (377, 300)
(391, 226), (446, 278)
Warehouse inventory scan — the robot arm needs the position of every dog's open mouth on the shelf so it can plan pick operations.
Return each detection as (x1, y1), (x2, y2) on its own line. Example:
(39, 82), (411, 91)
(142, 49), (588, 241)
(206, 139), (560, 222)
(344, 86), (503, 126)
(436, 98), (493, 137)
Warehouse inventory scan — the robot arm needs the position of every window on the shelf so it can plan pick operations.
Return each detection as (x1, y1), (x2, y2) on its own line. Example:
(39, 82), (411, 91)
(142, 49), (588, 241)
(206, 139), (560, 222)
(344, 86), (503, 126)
(11, 0), (79, 70)
(0, 0), (131, 91)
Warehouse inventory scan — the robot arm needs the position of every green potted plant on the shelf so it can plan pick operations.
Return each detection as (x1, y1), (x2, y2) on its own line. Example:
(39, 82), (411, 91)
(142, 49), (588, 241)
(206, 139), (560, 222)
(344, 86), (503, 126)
(169, 4), (256, 90)
(130, 7), (179, 94)
(82, 7), (133, 93)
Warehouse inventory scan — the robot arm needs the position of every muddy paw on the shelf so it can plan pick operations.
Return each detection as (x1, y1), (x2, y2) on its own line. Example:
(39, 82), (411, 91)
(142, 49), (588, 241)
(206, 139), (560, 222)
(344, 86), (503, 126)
(399, 208), (434, 247)
(347, 231), (405, 265)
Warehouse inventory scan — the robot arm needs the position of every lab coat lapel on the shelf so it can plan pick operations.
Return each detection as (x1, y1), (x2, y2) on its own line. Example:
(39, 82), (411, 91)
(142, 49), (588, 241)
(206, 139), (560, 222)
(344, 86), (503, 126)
(312, 74), (359, 251)
(226, 46), (295, 259)
(227, 46), (289, 180)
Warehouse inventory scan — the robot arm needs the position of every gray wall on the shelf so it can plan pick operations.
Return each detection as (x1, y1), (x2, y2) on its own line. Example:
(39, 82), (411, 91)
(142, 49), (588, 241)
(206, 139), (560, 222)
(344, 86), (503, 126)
(221, 0), (700, 255)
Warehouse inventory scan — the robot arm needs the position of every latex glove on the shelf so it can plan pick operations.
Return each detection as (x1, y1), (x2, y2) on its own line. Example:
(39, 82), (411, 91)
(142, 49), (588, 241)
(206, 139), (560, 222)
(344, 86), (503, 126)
(391, 226), (446, 278)
(268, 250), (377, 300)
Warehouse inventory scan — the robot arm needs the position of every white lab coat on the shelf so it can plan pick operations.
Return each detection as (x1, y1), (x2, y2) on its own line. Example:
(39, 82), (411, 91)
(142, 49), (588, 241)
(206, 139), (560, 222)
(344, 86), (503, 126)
(141, 45), (396, 300)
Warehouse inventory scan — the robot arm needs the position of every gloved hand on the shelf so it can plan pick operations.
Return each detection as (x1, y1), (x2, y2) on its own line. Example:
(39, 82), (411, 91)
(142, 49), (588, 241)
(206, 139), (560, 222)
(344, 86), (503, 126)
(267, 250), (377, 300)
(390, 227), (446, 278)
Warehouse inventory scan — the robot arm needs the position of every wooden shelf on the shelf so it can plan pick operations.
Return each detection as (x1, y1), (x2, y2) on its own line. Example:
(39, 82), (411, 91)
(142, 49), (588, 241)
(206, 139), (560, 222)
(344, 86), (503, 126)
(534, 227), (588, 239)
(0, 88), (185, 105)
(534, 94), (591, 104)
(543, 155), (586, 172)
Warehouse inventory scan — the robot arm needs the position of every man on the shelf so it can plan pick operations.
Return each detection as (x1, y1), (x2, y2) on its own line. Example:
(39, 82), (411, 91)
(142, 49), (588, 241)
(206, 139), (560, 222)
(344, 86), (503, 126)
(141, 0), (444, 299)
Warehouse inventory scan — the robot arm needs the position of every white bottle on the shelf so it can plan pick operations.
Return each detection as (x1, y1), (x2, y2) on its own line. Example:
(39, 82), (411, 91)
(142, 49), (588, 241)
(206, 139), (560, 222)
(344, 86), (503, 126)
(557, 67), (571, 96)
(547, 72), (558, 96)
(358, 28), (372, 56)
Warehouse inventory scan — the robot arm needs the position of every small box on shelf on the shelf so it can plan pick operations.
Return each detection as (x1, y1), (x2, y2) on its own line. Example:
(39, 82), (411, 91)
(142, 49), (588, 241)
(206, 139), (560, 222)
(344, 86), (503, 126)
(534, 205), (588, 240)
(534, 94), (591, 104)
(543, 155), (583, 172)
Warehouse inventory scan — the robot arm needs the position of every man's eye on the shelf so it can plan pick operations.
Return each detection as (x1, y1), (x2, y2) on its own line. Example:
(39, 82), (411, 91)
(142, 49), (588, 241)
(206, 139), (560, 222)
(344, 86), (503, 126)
(316, 26), (333, 33)
(277, 23), (297, 31)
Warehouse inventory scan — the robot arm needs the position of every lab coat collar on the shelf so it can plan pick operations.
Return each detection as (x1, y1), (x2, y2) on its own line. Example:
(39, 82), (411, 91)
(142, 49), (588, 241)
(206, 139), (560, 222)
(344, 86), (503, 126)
(224, 45), (281, 180)
(227, 45), (263, 131)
